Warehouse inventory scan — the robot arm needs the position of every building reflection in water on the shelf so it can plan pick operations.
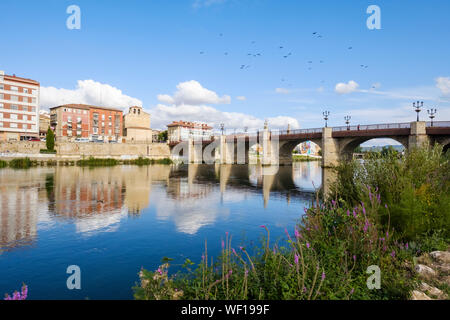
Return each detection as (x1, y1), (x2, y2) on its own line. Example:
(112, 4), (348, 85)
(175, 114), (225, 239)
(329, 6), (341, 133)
(0, 162), (322, 250)
(0, 169), (50, 252)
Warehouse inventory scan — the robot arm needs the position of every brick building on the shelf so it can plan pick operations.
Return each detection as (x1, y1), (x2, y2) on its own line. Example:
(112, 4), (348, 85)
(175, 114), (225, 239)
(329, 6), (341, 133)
(50, 104), (123, 142)
(0, 70), (40, 141)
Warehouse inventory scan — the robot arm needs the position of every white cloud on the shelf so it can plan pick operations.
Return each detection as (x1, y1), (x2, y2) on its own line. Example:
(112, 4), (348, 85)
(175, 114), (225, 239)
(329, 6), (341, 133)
(150, 103), (300, 131)
(275, 88), (290, 94)
(236, 96), (246, 101)
(40, 80), (142, 110)
(436, 77), (450, 96)
(335, 80), (359, 94)
(157, 80), (231, 106)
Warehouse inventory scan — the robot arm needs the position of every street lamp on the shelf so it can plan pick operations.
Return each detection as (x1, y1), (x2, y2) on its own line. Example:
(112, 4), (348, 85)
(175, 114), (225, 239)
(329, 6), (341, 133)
(323, 111), (330, 127)
(220, 123), (224, 135)
(244, 126), (248, 133)
(427, 108), (437, 127)
(344, 115), (351, 130)
(413, 101), (423, 122)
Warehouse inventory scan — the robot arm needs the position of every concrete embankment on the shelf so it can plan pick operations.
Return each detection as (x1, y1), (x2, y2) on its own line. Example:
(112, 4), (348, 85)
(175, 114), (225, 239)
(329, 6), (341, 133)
(0, 141), (171, 161)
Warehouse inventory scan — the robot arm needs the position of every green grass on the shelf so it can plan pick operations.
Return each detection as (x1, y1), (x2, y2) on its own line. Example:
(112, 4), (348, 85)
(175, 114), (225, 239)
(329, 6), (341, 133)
(76, 157), (119, 167)
(292, 155), (321, 162)
(8, 158), (36, 169)
(40, 149), (57, 154)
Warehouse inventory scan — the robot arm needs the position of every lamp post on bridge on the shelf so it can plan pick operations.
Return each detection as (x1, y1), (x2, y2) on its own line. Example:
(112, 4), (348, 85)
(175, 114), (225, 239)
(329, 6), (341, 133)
(344, 115), (351, 130)
(323, 111), (330, 128)
(220, 123), (225, 135)
(413, 101), (423, 122)
(244, 126), (248, 133)
(427, 108), (437, 127)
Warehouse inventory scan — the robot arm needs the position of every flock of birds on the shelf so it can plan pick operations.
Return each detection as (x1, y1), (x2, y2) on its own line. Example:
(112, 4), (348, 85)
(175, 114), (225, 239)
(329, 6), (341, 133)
(197, 31), (370, 87)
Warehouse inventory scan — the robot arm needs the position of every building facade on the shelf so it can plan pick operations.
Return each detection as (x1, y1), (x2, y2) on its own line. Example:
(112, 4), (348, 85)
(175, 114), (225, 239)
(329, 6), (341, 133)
(167, 120), (213, 142)
(123, 106), (152, 142)
(50, 104), (123, 142)
(0, 71), (40, 141)
(39, 110), (50, 139)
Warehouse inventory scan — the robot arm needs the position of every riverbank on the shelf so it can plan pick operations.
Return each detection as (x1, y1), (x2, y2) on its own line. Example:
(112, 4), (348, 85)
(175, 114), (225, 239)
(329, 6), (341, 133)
(134, 144), (449, 300)
(292, 155), (321, 162)
(0, 156), (173, 168)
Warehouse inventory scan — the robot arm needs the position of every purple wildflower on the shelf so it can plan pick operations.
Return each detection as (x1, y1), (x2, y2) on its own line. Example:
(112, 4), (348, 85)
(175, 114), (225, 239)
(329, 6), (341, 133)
(405, 243), (409, 250)
(306, 243), (310, 249)
(294, 254), (299, 266)
(353, 255), (356, 261)
(321, 272), (326, 280)
(350, 288), (354, 295)
(391, 251), (396, 258)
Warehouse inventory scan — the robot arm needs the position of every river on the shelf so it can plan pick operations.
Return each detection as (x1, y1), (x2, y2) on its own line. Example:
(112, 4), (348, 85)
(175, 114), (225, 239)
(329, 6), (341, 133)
(0, 162), (321, 299)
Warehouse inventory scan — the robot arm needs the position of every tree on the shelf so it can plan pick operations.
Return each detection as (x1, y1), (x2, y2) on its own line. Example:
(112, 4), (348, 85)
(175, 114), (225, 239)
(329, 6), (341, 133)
(158, 130), (168, 142)
(46, 127), (55, 151)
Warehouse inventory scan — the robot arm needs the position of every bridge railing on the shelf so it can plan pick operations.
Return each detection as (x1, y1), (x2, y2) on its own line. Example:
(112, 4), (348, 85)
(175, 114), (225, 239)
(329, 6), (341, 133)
(427, 121), (450, 127)
(332, 122), (411, 132)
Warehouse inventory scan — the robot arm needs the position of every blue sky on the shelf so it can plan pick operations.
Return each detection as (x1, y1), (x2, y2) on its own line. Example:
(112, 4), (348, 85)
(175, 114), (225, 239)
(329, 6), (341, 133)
(1, 0), (449, 144)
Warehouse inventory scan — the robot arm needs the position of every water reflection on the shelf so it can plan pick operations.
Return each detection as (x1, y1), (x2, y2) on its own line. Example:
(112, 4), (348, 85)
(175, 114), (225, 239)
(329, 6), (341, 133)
(0, 162), (321, 251)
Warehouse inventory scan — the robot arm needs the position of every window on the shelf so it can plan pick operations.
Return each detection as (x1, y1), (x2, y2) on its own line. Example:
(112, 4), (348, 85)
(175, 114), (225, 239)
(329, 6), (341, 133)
(68, 108), (72, 112)
(0, 94), (3, 99)
(67, 116), (72, 123)
(77, 117), (81, 123)
(11, 96), (19, 102)
(0, 103), (3, 108)
(77, 109), (81, 114)
(32, 125), (36, 130)
(102, 114), (105, 120)
(31, 107), (35, 112)
(108, 129), (112, 135)
(22, 97), (29, 103)
(0, 85), (3, 90)
(10, 123), (18, 128)
(83, 110), (87, 115)
(31, 98), (36, 103)
(11, 105), (18, 110)
(138, 109), (141, 115)
(32, 89), (37, 95)
(31, 116), (36, 121)
(10, 86), (18, 92)
(10, 114), (18, 120)
(0, 122), (2, 127)
(23, 88), (29, 94)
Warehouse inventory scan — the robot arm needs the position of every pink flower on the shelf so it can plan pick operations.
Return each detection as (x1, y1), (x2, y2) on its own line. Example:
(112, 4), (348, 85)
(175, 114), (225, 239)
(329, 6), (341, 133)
(306, 243), (310, 249)
(294, 254), (299, 266)
(321, 272), (326, 280)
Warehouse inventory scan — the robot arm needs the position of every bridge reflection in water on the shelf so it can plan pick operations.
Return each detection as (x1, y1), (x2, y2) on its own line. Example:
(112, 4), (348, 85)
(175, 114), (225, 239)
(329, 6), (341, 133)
(0, 163), (321, 251)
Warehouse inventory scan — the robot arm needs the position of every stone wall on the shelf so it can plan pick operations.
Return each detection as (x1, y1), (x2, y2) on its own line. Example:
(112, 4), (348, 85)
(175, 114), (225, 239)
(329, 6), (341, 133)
(0, 141), (171, 160)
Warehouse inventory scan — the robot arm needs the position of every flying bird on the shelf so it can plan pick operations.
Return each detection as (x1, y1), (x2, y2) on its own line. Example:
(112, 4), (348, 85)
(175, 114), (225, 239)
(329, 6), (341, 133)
(348, 47), (353, 49)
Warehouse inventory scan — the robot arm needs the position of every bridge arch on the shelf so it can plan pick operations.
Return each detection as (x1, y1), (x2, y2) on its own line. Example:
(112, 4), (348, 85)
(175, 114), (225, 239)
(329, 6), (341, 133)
(339, 136), (409, 160)
(278, 139), (322, 165)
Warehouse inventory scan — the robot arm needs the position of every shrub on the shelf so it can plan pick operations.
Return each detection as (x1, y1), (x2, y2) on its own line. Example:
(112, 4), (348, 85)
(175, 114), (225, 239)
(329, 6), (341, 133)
(46, 127), (55, 151)
(76, 157), (119, 167)
(0, 160), (7, 168)
(9, 158), (34, 169)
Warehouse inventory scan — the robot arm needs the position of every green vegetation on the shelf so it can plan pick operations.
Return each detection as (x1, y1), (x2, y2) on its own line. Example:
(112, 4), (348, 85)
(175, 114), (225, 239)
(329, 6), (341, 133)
(76, 157), (119, 167)
(8, 158), (36, 169)
(292, 155), (321, 162)
(157, 130), (168, 142)
(46, 127), (55, 152)
(330, 144), (449, 245)
(0, 160), (7, 168)
(134, 144), (449, 300)
(0, 157), (174, 169)
(40, 149), (57, 154)
(123, 157), (173, 166)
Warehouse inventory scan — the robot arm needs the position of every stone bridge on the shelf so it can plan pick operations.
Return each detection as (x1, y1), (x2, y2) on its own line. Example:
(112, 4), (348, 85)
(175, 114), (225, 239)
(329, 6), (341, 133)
(169, 120), (450, 196)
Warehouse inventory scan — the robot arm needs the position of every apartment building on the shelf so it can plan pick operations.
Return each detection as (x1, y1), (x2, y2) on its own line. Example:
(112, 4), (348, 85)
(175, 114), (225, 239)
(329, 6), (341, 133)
(167, 120), (213, 142)
(50, 104), (123, 142)
(0, 71), (40, 141)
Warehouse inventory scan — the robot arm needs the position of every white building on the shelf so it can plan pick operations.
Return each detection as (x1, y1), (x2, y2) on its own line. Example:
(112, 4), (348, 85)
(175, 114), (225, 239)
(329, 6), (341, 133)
(0, 70), (40, 141)
(167, 120), (213, 142)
